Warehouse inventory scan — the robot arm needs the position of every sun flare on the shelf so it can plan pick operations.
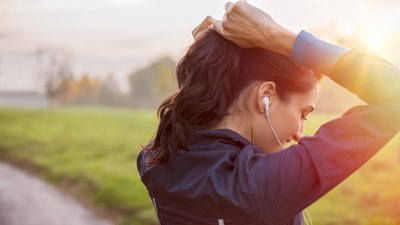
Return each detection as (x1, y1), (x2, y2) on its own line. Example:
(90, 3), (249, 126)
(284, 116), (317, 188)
(363, 33), (385, 52)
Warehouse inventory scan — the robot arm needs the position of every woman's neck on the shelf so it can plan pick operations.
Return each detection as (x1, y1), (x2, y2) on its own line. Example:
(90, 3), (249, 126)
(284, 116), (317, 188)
(210, 113), (252, 143)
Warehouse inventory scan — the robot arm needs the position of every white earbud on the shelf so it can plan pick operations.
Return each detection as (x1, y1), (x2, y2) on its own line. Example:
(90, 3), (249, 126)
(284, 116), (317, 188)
(262, 96), (284, 150)
(262, 96), (270, 116)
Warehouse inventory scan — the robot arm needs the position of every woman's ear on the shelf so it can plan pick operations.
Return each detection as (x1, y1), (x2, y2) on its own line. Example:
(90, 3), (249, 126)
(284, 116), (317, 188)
(256, 81), (276, 114)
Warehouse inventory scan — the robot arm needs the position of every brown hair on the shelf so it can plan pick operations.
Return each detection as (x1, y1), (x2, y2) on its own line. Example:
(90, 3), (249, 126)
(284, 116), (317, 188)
(145, 30), (321, 165)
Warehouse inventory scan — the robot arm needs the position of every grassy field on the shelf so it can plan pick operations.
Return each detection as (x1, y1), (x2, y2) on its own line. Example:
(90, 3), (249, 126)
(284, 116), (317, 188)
(0, 106), (399, 225)
(0, 107), (158, 225)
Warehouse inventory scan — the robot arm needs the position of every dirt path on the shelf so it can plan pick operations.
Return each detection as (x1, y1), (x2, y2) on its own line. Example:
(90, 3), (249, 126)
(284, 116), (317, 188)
(0, 161), (113, 225)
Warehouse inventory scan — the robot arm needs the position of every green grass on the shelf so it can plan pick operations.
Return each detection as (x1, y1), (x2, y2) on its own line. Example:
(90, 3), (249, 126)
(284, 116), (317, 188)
(0, 106), (399, 225)
(0, 106), (158, 225)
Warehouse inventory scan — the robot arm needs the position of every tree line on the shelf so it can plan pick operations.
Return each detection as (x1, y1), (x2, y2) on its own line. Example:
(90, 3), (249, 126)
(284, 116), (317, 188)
(38, 48), (177, 108)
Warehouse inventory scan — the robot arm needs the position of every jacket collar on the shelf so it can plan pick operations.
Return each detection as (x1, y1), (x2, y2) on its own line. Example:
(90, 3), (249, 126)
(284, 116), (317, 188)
(186, 129), (252, 151)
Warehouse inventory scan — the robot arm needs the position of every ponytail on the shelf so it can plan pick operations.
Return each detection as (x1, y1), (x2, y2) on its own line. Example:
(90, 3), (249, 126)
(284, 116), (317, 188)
(146, 30), (242, 165)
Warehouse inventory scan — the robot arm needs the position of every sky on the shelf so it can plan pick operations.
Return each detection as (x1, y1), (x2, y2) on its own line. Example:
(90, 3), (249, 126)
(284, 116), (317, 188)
(0, 0), (399, 92)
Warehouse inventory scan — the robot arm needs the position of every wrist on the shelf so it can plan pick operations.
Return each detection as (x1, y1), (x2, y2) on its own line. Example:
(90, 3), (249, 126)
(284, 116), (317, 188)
(262, 25), (296, 57)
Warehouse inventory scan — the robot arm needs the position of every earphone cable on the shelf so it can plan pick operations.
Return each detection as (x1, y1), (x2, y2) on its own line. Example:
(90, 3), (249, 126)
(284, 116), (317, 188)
(303, 212), (309, 225)
(266, 114), (285, 150)
(266, 113), (313, 225)
(304, 209), (313, 225)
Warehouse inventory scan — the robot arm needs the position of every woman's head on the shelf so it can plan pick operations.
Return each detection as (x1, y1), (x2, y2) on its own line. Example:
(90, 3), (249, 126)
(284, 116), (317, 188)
(147, 30), (321, 164)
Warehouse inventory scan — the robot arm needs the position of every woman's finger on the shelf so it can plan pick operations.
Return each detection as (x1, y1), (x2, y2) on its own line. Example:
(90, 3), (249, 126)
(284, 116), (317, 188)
(213, 20), (223, 35)
(225, 1), (234, 11)
(192, 16), (216, 40)
(292, 133), (304, 143)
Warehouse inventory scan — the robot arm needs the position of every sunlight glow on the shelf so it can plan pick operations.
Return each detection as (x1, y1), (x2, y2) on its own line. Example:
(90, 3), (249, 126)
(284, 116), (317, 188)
(363, 33), (386, 52)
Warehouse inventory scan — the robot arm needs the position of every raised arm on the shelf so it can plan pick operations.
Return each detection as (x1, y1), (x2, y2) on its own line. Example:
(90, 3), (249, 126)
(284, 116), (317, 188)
(291, 31), (400, 105)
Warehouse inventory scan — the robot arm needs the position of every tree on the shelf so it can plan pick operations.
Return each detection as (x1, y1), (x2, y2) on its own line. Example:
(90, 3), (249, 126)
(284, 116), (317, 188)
(128, 56), (177, 108)
(53, 73), (133, 107)
(74, 74), (101, 104)
(36, 47), (73, 103)
(53, 78), (75, 104)
(97, 73), (132, 107)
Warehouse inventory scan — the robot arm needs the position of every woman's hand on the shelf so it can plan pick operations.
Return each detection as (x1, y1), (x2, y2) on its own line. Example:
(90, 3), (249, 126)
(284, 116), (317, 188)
(214, 1), (297, 57)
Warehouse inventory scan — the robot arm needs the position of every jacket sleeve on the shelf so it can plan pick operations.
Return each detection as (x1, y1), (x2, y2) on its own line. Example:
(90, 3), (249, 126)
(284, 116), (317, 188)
(251, 32), (400, 224)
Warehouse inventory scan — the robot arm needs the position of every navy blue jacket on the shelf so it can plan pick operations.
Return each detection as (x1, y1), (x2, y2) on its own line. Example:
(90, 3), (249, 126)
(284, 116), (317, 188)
(137, 31), (400, 225)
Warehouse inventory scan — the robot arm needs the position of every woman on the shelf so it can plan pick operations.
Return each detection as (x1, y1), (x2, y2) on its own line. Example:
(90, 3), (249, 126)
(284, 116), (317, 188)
(137, 1), (400, 225)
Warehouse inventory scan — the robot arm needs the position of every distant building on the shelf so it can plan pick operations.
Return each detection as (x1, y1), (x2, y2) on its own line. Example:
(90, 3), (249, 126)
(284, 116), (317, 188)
(0, 91), (50, 108)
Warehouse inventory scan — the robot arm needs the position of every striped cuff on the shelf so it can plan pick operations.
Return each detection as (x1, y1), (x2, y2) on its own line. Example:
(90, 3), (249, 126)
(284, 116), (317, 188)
(290, 30), (348, 75)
